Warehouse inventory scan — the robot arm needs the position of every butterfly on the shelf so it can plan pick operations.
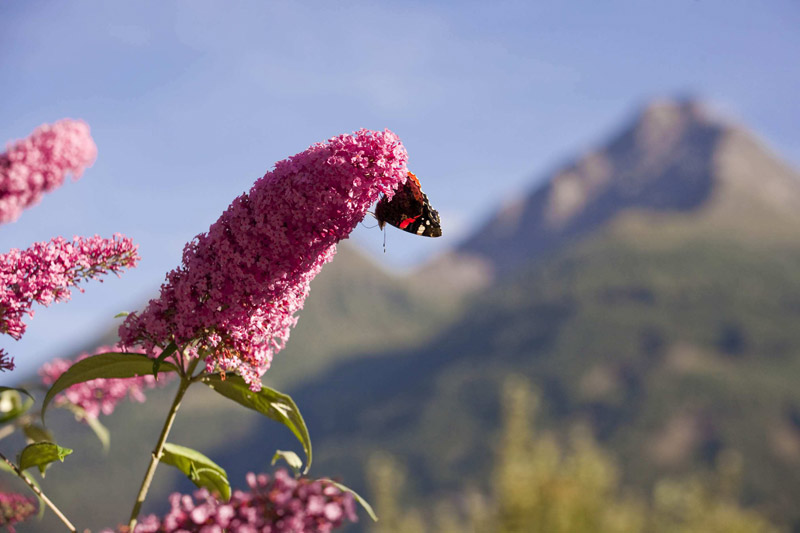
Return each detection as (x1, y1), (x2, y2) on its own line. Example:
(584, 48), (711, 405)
(375, 172), (442, 237)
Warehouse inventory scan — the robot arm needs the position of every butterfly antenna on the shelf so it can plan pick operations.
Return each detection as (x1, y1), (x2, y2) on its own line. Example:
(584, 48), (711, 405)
(383, 229), (387, 254)
(358, 210), (378, 229)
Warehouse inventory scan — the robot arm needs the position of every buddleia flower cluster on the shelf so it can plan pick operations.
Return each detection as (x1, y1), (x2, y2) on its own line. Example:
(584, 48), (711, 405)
(0, 491), (37, 532)
(125, 470), (357, 532)
(120, 129), (409, 390)
(0, 234), (140, 370)
(0, 119), (97, 224)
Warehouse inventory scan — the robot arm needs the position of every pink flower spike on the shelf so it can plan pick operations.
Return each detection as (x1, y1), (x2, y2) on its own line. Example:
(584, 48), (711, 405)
(120, 129), (409, 390)
(0, 119), (97, 224)
(0, 234), (139, 370)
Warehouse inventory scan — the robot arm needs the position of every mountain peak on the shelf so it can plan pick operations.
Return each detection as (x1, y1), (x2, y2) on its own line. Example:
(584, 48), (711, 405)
(428, 98), (800, 282)
(631, 98), (714, 151)
(637, 97), (712, 126)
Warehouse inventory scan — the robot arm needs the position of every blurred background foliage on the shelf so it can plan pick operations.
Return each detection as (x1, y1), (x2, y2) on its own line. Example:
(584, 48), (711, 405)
(367, 378), (780, 533)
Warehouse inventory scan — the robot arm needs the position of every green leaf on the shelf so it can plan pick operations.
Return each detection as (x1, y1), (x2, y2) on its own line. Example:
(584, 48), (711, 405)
(0, 386), (33, 400)
(22, 424), (53, 443)
(202, 374), (312, 473)
(0, 388), (34, 424)
(114, 311), (130, 318)
(20, 426), (65, 511)
(42, 352), (179, 420)
(271, 450), (303, 474)
(18, 442), (72, 476)
(161, 442), (230, 501)
(152, 342), (178, 377)
(323, 479), (378, 522)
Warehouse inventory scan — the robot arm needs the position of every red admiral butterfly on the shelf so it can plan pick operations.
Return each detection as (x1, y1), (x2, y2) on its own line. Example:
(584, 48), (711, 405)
(375, 172), (442, 237)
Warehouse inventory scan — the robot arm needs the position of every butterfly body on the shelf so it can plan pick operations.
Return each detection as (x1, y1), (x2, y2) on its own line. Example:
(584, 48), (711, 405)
(375, 172), (442, 237)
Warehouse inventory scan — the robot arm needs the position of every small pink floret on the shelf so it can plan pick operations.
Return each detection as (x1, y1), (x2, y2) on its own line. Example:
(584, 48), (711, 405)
(0, 349), (14, 372)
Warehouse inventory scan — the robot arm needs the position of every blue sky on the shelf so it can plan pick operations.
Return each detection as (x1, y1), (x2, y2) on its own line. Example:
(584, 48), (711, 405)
(1, 1), (798, 379)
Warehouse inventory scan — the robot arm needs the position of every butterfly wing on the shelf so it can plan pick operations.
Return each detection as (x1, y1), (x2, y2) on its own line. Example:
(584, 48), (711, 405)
(375, 172), (442, 238)
(404, 192), (443, 237)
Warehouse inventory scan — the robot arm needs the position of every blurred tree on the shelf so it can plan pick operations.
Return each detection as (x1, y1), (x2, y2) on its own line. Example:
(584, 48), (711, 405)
(367, 452), (427, 533)
(490, 377), (644, 533)
(369, 376), (780, 533)
(650, 450), (777, 533)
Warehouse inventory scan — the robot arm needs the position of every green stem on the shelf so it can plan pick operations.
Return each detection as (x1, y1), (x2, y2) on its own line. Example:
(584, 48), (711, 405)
(0, 450), (77, 532)
(127, 376), (191, 528)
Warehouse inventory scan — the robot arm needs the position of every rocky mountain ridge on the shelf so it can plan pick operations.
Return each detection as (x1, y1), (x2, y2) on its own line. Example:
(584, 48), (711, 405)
(431, 98), (800, 283)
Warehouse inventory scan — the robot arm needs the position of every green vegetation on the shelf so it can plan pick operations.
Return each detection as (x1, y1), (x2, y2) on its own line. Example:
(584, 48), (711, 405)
(367, 378), (779, 533)
(285, 234), (800, 530)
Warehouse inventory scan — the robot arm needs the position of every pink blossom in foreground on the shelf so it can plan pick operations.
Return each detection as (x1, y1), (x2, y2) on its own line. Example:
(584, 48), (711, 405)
(39, 344), (170, 420)
(120, 129), (408, 389)
(0, 119), (97, 224)
(0, 234), (139, 369)
(0, 491), (37, 532)
(123, 470), (357, 532)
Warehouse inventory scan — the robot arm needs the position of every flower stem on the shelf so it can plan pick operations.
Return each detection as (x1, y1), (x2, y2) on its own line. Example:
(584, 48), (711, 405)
(0, 450), (77, 532)
(127, 376), (191, 529)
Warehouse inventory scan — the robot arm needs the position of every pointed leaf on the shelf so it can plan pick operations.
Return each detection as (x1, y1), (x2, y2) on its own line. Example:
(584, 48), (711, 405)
(114, 311), (130, 318)
(271, 450), (303, 474)
(194, 468), (229, 496)
(20, 426), (64, 511)
(0, 388), (34, 424)
(42, 352), (178, 420)
(152, 342), (178, 377)
(323, 479), (378, 522)
(202, 374), (311, 473)
(18, 442), (72, 476)
(161, 442), (230, 501)
(0, 386), (33, 400)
